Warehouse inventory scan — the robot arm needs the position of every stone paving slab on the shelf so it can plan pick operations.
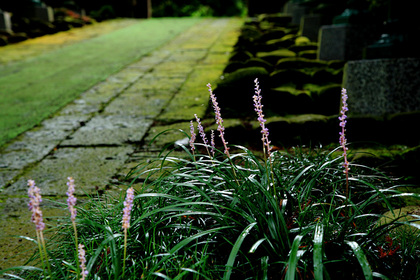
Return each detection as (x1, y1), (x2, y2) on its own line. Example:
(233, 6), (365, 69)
(61, 115), (153, 146)
(3, 146), (134, 196)
(0, 17), (243, 269)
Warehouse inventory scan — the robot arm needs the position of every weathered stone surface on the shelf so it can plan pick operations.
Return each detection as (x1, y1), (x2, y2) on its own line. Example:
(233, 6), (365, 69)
(3, 146), (133, 196)
(104, 91), (170, 117)
(344, 58), (420, 115)
(62, 115), (152, 146)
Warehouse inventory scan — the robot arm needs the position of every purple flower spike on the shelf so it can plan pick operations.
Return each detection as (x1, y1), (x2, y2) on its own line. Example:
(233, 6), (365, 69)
(189, 120), (196, 152)
(208, 83), (230, 156)
(28, 180), (45, 232)
(66, 177), (77, 222)
(122, 187), (135, 230)
(339, 88), (350, 172)
(253, 78), (272, 156)
(210, 130), (215, 157)
(194, 114), (208, 146)
(78, 244), (88, 280)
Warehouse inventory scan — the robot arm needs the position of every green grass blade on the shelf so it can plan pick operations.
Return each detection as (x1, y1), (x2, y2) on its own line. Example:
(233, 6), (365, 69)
(286, 234), (304, 280)
(223, 222), (257, 280)
(249, 238), (267, 253)
(155, 226), (233, 268)
(313, 223), (324, 280)
(372, 272), (391, 279)
(345, 241), (373, 280)
(261, 256), (269, 280)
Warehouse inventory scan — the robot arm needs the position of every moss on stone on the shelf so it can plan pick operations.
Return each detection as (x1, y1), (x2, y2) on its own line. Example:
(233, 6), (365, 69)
(275, 57), (327, 71)
(270, 69), (312, 88)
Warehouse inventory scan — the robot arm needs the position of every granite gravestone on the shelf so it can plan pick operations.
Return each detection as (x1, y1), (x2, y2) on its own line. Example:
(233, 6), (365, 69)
(0, 10), (12, 32)
(343, 58), (420, 116)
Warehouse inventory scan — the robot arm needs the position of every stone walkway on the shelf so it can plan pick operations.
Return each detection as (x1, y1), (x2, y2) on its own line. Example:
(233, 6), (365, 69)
(0, 17), (243, 269)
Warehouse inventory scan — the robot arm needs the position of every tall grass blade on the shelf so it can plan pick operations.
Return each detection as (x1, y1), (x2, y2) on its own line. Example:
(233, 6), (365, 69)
(286, 234), (304, 280)
(313, 223), (324, 280)
(372, 272), (391, 280)
(345, 241), (373, 280)
(223, 222), (257, 280)
(249, 238), (267, 253)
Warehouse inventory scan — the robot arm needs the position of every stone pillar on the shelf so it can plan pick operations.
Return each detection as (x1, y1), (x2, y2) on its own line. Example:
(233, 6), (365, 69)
(283, 1), (307, 25)
(299, 14), (321, 42)
(317, 23), (379, 61)
(23, 2), (54, 22)
(34, 5), (54, 22)
(0, 10), (12, 32)
(343, 58), (420, 116)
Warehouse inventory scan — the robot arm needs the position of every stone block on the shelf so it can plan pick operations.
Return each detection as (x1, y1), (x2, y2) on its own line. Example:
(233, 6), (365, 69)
(61, 115), (153, 146)
(318, 24), (378, 61)
(343, 57), (420, 115)
(300, 14), (321, 42)
(0, 10), (12, 32)
(283, 2), (307, 25)
(3, 146), (134, 195)
(24, 5), (54, 22)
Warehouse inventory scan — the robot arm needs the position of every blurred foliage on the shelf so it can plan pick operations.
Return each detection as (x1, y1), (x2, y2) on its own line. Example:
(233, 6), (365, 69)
(151, 0), (247, 17)
(1, 0), (247, 18)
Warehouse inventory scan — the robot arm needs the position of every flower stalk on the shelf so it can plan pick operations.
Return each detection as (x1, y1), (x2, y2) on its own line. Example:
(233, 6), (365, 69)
(27, 179), (50, 275)
(122, 187), (135, 276)
(208, 83), (230, 157)
(189, 120), (196, 156)
(78, 243), (88, 280)
(339, 88), (350, 205)
(253, 78), (276, 196)
(253, 78), (272, 159)
(66, 176), (80, 278)
(195, 114), (212, 157)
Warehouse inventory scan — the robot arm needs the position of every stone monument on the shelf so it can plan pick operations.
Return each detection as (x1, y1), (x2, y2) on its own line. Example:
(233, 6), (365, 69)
(23, 0), (54, 22)
(283, 0), (308, 25)
(317, 0), (380, 61)
(343, 58), (420, 116)
(0, 10), (12, 32)
(299, 14), (321, 42)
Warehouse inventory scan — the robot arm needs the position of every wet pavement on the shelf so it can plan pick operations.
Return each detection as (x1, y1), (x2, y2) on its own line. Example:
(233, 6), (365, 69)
(0, 17), (243, 269)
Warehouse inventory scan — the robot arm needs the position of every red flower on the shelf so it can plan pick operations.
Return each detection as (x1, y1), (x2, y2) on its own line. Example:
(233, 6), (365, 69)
(378, 236), (400, 258)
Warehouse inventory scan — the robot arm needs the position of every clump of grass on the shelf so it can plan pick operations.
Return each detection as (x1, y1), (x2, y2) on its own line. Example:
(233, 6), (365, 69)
(1, 81), (420, 280)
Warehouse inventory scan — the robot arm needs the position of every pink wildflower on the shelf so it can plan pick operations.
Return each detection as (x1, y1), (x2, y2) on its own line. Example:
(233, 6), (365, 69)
(189, 120), (196, 152)
(339, 88), (350, 172)
(66, 177), (77, 222)
(208, 83), (230, 156)
(122, 187), (135, 230)
(253, 78), (272, 156)
(210, 129), (215, 157)
(194, 114), (208, 146)
(78, 244), (88, 280)
(28, 180), (45, 231)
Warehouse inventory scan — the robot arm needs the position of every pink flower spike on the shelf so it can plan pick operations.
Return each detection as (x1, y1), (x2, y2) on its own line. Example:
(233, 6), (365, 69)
(122, 187), (135, 230)
(339, 88), (350, 173)
(210, 130), (215, 157)
(253, 78), (272, 156)
(78, 244), (88, 280)
(194, 114), (208, 146)
(189, 120), (196, 152)
(66, 177), (77, 222)
(28, 180), (45, 231)
(208, 83), (230, 156)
